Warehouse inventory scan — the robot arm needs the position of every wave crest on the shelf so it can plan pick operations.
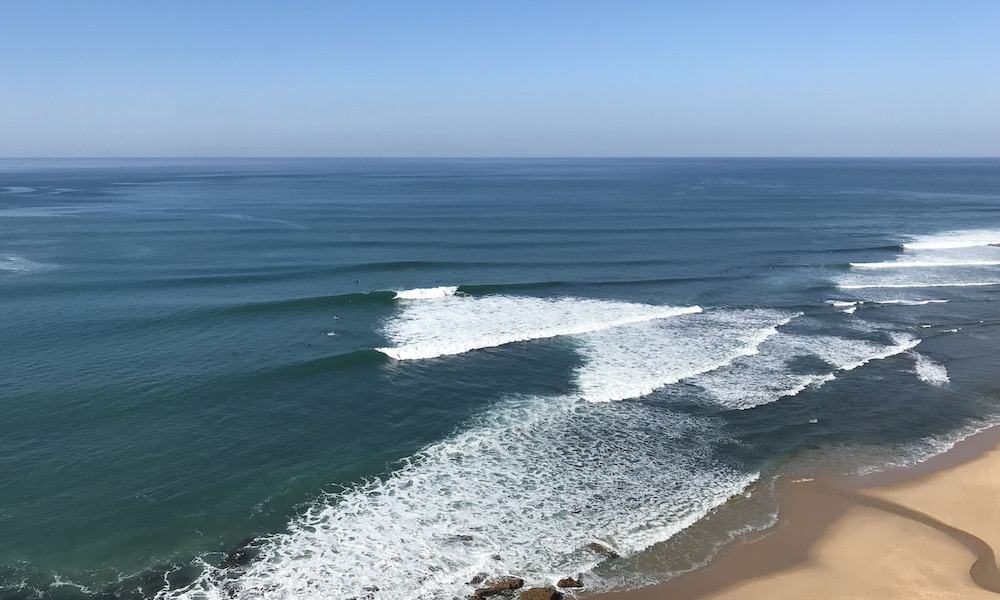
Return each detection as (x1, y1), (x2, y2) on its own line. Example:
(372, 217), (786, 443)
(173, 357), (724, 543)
(377, 296), (702, 360)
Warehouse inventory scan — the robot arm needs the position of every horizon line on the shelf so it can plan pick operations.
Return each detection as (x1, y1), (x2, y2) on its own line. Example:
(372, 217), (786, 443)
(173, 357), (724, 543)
(3, 155), (1000, 161)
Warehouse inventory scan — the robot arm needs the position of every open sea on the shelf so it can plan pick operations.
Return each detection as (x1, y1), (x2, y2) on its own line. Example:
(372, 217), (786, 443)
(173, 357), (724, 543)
(2, 158), (1000, 600)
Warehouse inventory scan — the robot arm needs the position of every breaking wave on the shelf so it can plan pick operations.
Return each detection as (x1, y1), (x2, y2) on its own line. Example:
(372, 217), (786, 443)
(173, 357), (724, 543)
(574, 309), (798, 402)
(870, 299), (949, 305)
(839, 281), (1000, 289)
(836, 229), (1000, 291)
(393, 286), (460, 300)
(902, 230), (1000, 250)
(159, 300), (930, 600)
(689, 331), (920, 409)
(159, 397), (757, 600)
(376, 295), (702, 360)
(850, 259), (1000, 269)
(910, 351), (950, 386)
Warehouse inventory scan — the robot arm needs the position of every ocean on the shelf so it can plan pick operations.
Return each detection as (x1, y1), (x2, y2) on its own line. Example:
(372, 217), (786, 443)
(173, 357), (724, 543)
(2, 158), (1000, 600)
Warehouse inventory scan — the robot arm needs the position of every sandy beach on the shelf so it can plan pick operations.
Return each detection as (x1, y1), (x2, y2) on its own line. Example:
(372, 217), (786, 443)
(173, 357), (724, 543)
(594, 427), (1000, 600)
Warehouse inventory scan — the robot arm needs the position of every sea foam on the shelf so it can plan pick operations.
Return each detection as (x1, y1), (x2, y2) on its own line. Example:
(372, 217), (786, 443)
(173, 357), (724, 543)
(160, 397), (756, 600)
(909, 351), (950, 386)
(839, 281), (1000, 289)
(574, 309), (798, 402)
(690, 331), (919, 409)
(902, 229), (1000, 250)
(837, 229), (1000, 291)
(393, 286), (459, 300)
(159, 298), (929, 600)
(869, 299), (949, 305)
(377, 295), (702, 360)
(850, 259), (1000, 269)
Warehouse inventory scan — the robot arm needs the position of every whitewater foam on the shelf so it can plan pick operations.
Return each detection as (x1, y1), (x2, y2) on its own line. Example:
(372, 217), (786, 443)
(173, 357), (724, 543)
(902, 230), (1000, 250)
(160, 397), (756, 600)
(839, 281), (1000, 289)
(393, 286), (460, 300)
(850, 259), (1000, 269)
(573, 309), (799, 402)
(690, 331), (920, 409)
(848, 420), (1000, 476)
(870, 299), (949, 305)
(909, 352), (949, 386)
(836, 229), (1000, 291)
(377, 295), (702, 360)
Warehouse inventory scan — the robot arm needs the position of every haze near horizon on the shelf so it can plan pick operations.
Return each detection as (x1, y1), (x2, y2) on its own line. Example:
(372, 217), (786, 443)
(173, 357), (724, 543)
(2, 1), (998, 157)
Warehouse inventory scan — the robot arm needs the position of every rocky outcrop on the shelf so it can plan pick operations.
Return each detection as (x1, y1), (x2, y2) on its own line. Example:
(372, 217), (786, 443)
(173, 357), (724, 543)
(472, 576), (525, 598)
(555, 577), (583, 588)
(519, 588), (563, 600)
(586, 542), (620, 559)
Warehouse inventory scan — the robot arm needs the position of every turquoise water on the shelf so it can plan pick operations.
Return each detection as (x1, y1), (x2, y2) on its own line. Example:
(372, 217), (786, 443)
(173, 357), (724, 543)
(2, 158), (1000, 599)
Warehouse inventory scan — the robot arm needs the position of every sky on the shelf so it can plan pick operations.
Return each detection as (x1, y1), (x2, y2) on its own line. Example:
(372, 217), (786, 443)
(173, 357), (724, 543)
(1, 1), (999, 157)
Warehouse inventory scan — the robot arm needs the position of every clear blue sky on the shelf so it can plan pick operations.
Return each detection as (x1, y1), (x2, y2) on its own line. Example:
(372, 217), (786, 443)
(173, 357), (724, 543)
(2, 1), (998, 157)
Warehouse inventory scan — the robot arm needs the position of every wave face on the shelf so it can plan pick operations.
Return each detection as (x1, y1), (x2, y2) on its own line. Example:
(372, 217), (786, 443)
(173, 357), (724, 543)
(393, 286), (459, 300)
(910, 352), (950, 386)
(162, 398), (756, 600)
(376, 295), (702, 360)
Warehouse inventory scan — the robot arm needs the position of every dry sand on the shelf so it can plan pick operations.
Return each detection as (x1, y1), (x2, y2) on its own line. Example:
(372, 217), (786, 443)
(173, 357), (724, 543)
(593, 428), (1000, 600)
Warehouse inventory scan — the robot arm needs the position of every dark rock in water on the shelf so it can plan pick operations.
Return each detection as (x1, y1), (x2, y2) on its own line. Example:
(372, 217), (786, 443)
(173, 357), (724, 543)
(519, 587), (563, 600)
(469, 573), (488, 585)
(452, 534), (475, 542)
(586, 542), (620, 559)
(473, 576), (525, 598)
(556, 577), (583, 588)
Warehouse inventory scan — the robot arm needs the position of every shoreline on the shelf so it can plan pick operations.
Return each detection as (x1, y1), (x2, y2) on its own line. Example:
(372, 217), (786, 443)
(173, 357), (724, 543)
(590, 423), (1000, 600)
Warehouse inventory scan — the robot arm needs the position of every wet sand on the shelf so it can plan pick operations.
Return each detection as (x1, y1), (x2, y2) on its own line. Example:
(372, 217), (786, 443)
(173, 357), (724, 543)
(593, 425), (1000, 600)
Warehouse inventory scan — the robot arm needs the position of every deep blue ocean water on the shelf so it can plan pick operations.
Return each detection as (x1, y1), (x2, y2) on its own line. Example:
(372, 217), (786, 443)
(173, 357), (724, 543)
(2, 158), (1000, 600)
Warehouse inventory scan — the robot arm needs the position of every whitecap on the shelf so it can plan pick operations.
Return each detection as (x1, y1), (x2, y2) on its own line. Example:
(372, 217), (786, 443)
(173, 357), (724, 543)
(850, 259), (1000, 269)
(690, 332), (919, 409)
(0, 255), (50, 273)
(839, 281), (1000, 289)
(902, 230), (1000, 250)
(393, 286), (459, 301)
(377, 295), (701, 360)
(869, 299), (949, 305)
(159, 397), (756, 600)
(908, 351), (949, 386)
(574, 309), (799, 402)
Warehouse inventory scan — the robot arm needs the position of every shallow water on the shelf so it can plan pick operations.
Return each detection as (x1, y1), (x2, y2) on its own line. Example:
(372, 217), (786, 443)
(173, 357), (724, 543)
(1, 158), (999, 600)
